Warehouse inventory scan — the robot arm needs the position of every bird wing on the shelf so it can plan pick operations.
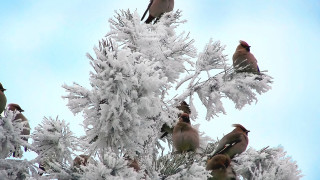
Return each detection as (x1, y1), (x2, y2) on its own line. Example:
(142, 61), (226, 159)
(141, 0), (154, 21)
(214, 132), (244, 155)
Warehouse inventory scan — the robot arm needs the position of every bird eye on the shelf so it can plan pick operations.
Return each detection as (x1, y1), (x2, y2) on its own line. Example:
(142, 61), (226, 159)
(241, 44), (248, 48)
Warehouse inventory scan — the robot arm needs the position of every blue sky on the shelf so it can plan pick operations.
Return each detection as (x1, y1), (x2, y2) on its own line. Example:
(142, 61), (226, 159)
(0, 0), (319, 179)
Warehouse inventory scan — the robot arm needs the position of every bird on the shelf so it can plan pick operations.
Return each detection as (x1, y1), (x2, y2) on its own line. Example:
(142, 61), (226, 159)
(38, 161), (47, 176)
(73, 154), (91, 168)
(7, 103), (30, 157)
(160, 101), (191, 138)
(206, 154), (231, 172)
(141, 0), (174, 24)
(0, 83), (7, 115)
(172, 113), (199, 153)
(125, 157), (141, 172)
(232, 40), (260, 74)
(206, 154), (236, 180)
(177, 101), (191, 116)
(208, 165), (236, 180)
(213, 124), (249, 159)
(128, 159), (140, 172)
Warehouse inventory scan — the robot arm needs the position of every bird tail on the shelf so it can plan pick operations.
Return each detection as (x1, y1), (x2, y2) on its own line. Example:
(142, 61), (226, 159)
(141, 0), (153, 21)
(160, 132), (168, 138)
(145, 15), (155, 24)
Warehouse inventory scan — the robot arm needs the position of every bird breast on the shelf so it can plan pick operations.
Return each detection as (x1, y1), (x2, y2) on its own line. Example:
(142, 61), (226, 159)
(173, 122), (199, 152)
(168, 0), (174, 11)
(233, 50), (258, 73)
(14, 113), (30, 140)
(232, 49), (248, 63)
(0, 91), (6, 114)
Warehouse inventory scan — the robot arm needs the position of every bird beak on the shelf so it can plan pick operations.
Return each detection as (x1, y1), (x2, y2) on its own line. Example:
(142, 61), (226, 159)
(21, 109), (24, 112)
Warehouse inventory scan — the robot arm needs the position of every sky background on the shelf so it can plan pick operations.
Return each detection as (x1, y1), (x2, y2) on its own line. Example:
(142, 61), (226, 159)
(0, 0), (319, 179)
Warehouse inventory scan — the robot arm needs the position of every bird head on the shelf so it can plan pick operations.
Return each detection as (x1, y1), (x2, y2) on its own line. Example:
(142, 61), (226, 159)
(232, 124), (250, 135)
(0, 83), (6, 92)
(177, 101), (191, 115)
(239, 40), (251, 52)
(179, 113), (190, 124)
(7, 103), (24, 112)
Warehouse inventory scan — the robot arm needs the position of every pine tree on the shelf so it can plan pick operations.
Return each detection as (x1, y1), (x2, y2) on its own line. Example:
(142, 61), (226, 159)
(0, 10), (301, 179)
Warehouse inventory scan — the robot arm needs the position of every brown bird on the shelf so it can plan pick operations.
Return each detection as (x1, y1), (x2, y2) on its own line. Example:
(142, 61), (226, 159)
(206, 154), (236, 180)
(128, 159), (140, 172)
(206, 154), (231, 172)
(160, 101), (191, 138)
(208, 165), (236, 180)
(233, 40), (260, 73)
(73, 154), (91, 168)
(0, 83), (7, 115)
(38, 161), (47, 176)
(7, 103), (30, 157)
(141, 0), (174, 24)
(172, 113), (199, 153)
(213, 124), (249, 159)
(125, 157), (141, 172)
(177, 101), (191, 116)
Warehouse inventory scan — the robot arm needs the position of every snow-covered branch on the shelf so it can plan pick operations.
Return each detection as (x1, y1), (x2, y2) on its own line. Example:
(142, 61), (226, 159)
(233, 146), (302, 180)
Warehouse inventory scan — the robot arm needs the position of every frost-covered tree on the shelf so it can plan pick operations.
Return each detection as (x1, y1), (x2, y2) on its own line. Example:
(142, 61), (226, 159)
(0, 10), (302, 179)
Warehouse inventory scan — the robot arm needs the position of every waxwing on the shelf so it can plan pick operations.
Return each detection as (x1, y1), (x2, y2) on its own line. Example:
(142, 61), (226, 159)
(208, 165), (237, 180)
(141, 0), (174, 24)
(172, 113), (199, 153)
(206, 154), (231, 172)
(73, 154), (91, 168)
(160, 101), (191, 138)
(213, 124), (249, 159)
(128, 159), (140, 172)
(0, 83), (7, 115)
(125, 157), (141, 172)
(7, 103), (30, 157)
(233, 40), (260, 73)
(38, 161), (46, 176)
(206, 154), (236, 180)
(177, 101), (191, 115)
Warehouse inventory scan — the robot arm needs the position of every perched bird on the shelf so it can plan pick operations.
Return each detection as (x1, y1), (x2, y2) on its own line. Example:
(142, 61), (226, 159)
(73, 154), (91, 168)
(213, 124), (249, 159)
(172, 113), (199, 153)
(125, 157), (141, 172)
(38, 161), (47, 176)
(177, 101), (191, 115)
(206, 154), (231, 172)
(128, 159), (140, 172)
(0, 83), (7, 115)
(208, 165), (236, 180)
(206, 154), (236, 180)
(160, 101), (191, 138)
(141, 0), (174, 24)
(7, 103), (30, 157)
(233, 40), (260, 74)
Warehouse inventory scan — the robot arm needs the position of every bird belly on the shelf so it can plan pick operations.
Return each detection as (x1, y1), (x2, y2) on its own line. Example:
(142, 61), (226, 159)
(173, 130), (199, 152)
(149, 0), (172, 17)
